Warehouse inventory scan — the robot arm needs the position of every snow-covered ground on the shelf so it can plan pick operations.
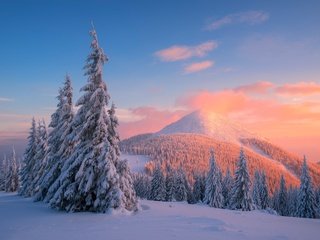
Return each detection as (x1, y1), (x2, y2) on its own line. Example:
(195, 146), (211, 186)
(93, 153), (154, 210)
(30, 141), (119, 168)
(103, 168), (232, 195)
(1, 192), (319, 240)
(120, 154), (150, 173)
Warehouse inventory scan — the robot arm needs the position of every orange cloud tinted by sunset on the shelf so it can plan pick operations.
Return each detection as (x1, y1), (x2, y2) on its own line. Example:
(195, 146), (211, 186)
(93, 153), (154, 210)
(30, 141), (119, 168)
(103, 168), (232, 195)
(234, 81), (274, 94)
(155, 41), (218, 62)
(184, 60), (214, 73)
(276, 81), (320, 96)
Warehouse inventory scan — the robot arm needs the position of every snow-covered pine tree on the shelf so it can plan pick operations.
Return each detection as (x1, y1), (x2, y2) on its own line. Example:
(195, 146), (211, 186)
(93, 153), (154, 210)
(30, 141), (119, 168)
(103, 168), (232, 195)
(296, 157), (317, 218)
(252, 170), (269, 210)
(315, 187), (320, 218)
(116, 159), (137, 211)
(4, 147), (19, 192)
(193, 173), (205, 203)
(50, 27), (136, 212)
(42, 76), (75, 203)
(34, 75), (74, 202)
(0, 154), (7, 191)
(275, 175), (288, 216)
(252, 170), (262, 209)
(259, 171), (269, 210)
(165, 168), (175, 201)
(150, 164), (166, 201)
(204, 149), (224, 208)
(174, 168), (188, 202)
(31, 120), (48, 196)
(19, 118), (38, 197)
(107, 103), (137, 210)
(133, 173), (150, 199)
(287, 186), (299, 217)
(222, 168), (233, 207)
(229, 148), (254, 211)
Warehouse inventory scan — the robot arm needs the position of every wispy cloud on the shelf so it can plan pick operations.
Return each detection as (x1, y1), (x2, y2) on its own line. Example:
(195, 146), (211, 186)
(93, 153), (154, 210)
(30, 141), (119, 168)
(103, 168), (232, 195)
(276, 82), (320, 96)
(206, 11), (269, 30)
(0, 97), (14, 102)
(235, 81), (274, 94)
(155, 41), (218, 62)
(184, 60), (214, 74)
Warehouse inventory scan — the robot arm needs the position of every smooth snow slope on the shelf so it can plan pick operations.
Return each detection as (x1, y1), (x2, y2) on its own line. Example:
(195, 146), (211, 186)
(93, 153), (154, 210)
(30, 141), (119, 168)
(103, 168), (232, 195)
(120, 154), (150, 173)
(1, 192), (319, 240)
(157, 111), (262, 144)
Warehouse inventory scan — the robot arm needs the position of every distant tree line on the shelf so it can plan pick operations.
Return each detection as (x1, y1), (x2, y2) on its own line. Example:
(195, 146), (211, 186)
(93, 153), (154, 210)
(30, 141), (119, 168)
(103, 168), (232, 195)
(133, 148), (320, 219)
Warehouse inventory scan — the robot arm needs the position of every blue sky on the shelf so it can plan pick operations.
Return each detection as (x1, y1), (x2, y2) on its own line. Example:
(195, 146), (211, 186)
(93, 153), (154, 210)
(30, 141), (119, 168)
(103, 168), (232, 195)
(1, 0), (320, 159)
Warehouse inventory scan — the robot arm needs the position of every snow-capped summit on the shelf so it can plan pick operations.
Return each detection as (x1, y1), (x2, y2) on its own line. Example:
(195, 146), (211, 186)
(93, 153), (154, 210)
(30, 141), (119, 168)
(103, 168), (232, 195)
(157, 110), (261, 144)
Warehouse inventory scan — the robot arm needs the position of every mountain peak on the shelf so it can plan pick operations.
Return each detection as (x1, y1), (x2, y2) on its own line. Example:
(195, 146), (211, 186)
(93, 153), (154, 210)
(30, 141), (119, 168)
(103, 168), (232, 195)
(157, 110), (262, 143)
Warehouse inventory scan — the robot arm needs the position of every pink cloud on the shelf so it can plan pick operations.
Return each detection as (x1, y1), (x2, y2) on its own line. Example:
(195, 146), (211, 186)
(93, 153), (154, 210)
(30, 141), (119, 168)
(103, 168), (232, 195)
(155, 41), (218, 62)
(234, 81), (274, 94)
(206, 11), (269, 30)
(184, 60), (214, 74)
(276, 81), (320, 96)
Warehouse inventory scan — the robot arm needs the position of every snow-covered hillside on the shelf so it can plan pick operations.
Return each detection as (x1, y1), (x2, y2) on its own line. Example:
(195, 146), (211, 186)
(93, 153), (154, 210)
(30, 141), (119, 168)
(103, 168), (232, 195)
(120, 154), (150, 173)
(157, 111), (262, 144)
(0, 192), (319, 240)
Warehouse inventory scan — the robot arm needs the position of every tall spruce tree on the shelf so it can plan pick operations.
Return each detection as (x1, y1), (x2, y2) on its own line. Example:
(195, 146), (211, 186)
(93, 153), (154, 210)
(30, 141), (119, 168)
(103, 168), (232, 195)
(229, 148), (254, 211)
(19, 118), (38, 197)
(49, 27), (136, 212)
(275, 175), (288, 216)
(252, 170), (269, 210)
(287, 186), (299, 217)
(222, 168), (233, 207)
(193, 173), (205, 203)
(174, 168), (188, 202)
(150, 164), (166, 201)
(296, 157), (317, 218)
(31, 120), (48, 196)
(0, 154), (7, 191)
(4, 147), (19, 192)
(204, 149), (224, 208)
(165, 168), (175, 201)
(252, 171), (262, 208)
(35, 75), (74, 202)
(259, 171), (269, 210)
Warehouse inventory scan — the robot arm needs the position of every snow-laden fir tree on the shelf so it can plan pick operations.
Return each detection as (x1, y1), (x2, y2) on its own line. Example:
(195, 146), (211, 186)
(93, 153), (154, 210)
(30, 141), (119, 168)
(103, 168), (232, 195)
(204, 149), (224, 208)
(107, 103), (137, 211)
(287, 186), (299, 217)
(229, 148), (254, 211)
(252, 171), (262, 208)
(259, 171), (269, 210)
(150, 164), (166, 201)
(0, 154), (7, 191)
(49, 27), (136, 212)
(296, 157), (317, 218)
(4, 147), (19, 192)
(315, 187), (320, 218)
(174, 168), (188, 202)
(133, 173), (150, 199)
(193, 173), (205, 203)
(165, 168), (175, 201)
(31, 120), (48, 196)
(116, 159), (137, 211)
(19, 118), (38, 197)
(222, 168), (233, 207)
(274, 175), (288, 216)
(41, 76), (75, 203)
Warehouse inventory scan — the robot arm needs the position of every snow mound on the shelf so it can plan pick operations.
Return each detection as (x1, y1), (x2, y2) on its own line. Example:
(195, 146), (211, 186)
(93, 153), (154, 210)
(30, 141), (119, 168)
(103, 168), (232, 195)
(157, 111), (262, 144)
